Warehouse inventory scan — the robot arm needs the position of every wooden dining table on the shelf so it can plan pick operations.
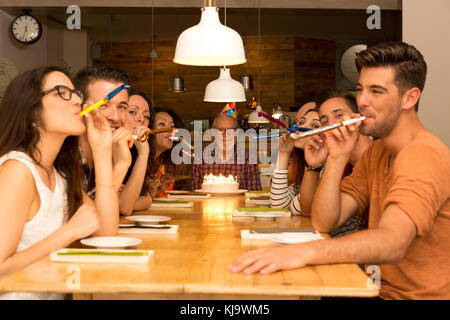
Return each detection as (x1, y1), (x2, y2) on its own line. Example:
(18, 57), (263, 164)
(0, 195), (378, 300)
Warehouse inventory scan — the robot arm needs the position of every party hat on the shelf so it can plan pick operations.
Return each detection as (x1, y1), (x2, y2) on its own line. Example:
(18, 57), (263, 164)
(220, 102), (237, 118)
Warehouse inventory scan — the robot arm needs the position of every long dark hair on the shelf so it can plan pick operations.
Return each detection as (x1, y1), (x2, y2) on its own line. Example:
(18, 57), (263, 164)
(129, 89), (152, 109)
(288, 109), (316, 185)
(288, 148), (305, 186)
(122, 90), (153, 195)
(0, 66), (83, 219)
(147, 106), (185, 177)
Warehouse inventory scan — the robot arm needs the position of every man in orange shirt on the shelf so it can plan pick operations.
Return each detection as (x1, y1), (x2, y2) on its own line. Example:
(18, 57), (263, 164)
(229, 42), (450, 300)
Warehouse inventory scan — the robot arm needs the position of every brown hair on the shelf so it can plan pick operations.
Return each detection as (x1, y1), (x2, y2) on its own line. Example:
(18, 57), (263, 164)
(288, 109), (319, 185)
(128, 89), (152, 109)
(288, 148), (305, 186)
(147, 106), (186, 178)
(73, 65), (130, 100)
(355, 42), (427, 111)
(122, 90), (153, 195)
(0, 66), (83, 219)
(316, 89), (358, 113)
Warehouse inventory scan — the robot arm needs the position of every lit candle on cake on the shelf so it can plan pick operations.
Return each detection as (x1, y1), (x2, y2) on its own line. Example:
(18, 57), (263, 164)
(201, 173), (239, 193)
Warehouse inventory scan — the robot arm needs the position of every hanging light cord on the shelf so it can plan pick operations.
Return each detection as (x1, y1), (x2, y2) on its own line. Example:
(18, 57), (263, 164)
(257, 1), (261, 103)
(176, 13), (179, 74)
(224, 0), (227, 26)
(109, 15), (113, 65)
(151, 3), (155, 101)
(223, 0), (227, 72)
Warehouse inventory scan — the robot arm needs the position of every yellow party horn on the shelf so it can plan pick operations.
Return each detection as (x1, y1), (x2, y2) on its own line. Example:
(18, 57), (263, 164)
(80, 84), (130, 116)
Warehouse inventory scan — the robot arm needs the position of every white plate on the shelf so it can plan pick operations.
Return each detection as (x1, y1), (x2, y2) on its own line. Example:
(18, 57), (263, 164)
(136, 224), (171, 228)
(245, 192), (271, 197)
(249, 211), (286, 220)
(80, 236), (142, 249)
(119, 223), (135, 227)
(166, 190), (190, 195)
(126, 215), (172, 225)
(119, 223), (170, 228)
(268, 233), (324, 244)
(194, 189), (248, 196)
(245, 199), (270, 205)
(153, 197), (174, 201)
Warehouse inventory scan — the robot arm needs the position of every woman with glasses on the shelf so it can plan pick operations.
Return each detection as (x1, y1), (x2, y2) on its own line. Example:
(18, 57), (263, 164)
(0, 66), (121, 299)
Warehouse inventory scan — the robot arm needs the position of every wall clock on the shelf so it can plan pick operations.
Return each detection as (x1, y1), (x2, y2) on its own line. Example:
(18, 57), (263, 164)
(11, 10), (42, 45)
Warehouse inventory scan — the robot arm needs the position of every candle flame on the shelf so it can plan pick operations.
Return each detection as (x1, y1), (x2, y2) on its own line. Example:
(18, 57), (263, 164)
(203, 173), (237, 184)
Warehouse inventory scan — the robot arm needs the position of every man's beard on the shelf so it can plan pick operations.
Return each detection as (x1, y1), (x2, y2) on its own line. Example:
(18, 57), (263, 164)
(360, 105), (401, 139)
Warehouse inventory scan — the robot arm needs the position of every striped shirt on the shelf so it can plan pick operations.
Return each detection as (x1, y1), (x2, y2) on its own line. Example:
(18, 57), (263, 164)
(270, 169), (302, 215)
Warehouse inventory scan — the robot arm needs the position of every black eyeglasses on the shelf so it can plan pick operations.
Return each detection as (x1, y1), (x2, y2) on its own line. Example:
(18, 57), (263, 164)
(42, 85), (84, 102)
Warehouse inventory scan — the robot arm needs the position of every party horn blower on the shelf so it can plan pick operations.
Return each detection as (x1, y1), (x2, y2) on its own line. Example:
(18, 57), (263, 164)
(290, 116), (366, 139)
(257, 112), (297, 134)
(292, 124), (312, 132)
(133, 128), (178, 142)
(252, 133), (282, 140)
(80, 84), (130, 116)
(253, 127), (312, 140)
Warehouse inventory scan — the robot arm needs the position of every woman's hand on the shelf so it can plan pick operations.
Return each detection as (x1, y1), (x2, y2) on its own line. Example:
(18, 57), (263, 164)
(304, 135), (329, 168)
(64, 204), (100, 241)
(159, 174), (175, 193)
(278, 133), (296, 155)
(133, 125), (150, 156)
(83, 105), (113, 152)
(147, 176), (162, 198)
(275, 133), (296, 170)
(112, 128), (133, 169)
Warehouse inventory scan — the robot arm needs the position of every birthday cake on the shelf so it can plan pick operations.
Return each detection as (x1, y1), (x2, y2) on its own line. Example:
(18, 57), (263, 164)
(201, 173), (239, 193)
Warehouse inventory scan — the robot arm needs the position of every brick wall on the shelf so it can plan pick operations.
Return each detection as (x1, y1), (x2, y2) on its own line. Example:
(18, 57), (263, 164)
(94, 36), (335, 123)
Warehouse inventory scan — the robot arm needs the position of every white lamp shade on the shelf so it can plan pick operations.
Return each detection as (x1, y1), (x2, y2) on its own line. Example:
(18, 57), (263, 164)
(248, 105), (270, 123)
(204, 68), (246, 102)
(150, 47), (158, 58)
(272, 106), (283, 119)
(174, 7), (246, 66)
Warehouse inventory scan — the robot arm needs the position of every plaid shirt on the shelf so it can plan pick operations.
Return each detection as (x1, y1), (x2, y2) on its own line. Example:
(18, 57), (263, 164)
(191, 148), (262, 191)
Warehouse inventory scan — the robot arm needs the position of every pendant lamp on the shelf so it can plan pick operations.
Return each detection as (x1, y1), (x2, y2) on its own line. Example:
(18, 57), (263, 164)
(246, 3), (268, 124)
(174, 0), (246, 66)
(149, 6), (158, 58)
(204, 67), (246, 102)
(248, 105), (270, 124)
(169, 74), (186, 92)
(169, 14), (185, 92)
(272, 102), (283, 119)
(240, 74), (253, 91)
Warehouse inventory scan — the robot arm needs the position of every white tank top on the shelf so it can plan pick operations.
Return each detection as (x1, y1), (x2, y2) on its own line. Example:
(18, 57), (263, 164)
(0, 151), (68, 300)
